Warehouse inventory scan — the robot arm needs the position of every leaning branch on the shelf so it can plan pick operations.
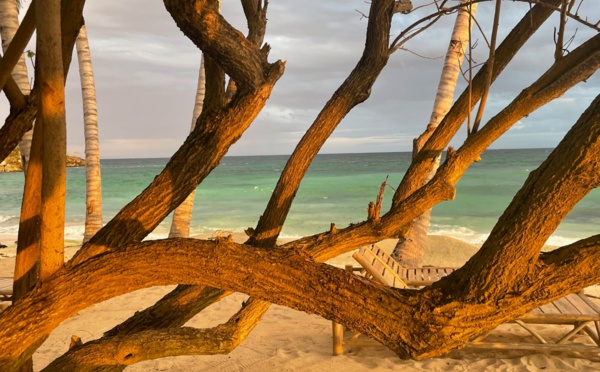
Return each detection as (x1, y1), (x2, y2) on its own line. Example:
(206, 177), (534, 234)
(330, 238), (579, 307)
(164, 0), (271, 91)
(392, 0), (560, 207)
(247, 0), (395, 248)
(449, 93), (600, 297)
(288, 32), (599, 262)
(3, 236), (600, 367)
(43, 298), (270, 371)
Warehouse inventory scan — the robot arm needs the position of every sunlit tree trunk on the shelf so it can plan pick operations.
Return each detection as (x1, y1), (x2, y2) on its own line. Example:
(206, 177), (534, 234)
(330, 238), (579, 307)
(169, 56), (205, 238)
(36, 0), (66, 280)
(76, 24), (103, 243)
(0, 0), (33, 172)
(392, 0), (477, 266)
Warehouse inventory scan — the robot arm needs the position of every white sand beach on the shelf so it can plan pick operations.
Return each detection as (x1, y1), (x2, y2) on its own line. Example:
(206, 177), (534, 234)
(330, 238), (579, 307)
(2, 234), (600, 371)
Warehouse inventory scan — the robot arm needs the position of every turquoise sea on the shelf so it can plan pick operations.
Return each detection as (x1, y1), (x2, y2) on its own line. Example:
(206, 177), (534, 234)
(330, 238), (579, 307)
(0, 148), (598, 246)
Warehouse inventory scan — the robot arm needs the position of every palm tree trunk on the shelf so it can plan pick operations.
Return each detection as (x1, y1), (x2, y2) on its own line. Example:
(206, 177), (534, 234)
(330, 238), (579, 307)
(169, 55), (205, 238)
(392, 0), (477, 266)
(0, 0), (33, 172)
(76, 24), (103, 243)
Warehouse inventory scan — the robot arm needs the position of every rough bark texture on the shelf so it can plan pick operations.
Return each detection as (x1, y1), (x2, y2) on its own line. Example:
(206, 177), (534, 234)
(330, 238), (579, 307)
(248, 0), (395, 248)
(284, 32), (600, 263)
(36, 0), (67, 280)
(1, 1), (599, 370)
(71, 0), (285, 263)
(43, 298), (270, 371)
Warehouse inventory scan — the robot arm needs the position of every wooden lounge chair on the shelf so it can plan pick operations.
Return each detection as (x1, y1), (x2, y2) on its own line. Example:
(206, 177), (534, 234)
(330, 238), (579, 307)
(332, 245), (600, 355)
(0, 277), (13, 302)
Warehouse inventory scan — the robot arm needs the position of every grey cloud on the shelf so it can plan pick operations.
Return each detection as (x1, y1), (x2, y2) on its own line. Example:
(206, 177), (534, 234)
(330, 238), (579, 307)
(2, 1), (598, 159)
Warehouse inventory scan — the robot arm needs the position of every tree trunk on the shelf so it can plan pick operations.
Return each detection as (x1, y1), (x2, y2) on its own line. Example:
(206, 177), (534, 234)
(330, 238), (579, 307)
(392, 0), (477, 266)
(36, 0), (67, 280)
(76, 23), (103, 243)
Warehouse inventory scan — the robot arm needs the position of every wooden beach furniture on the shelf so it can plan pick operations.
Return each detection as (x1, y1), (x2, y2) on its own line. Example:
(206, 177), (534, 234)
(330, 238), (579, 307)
(332, 245), (600, 355)
(0, 277), (13, 302)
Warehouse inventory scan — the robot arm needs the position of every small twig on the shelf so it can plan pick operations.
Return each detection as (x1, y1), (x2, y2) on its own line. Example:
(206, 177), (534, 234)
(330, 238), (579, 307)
(354, 9), (368, 20)
(554, 0), (568, 61)
(397, 47), (443, 60)
(467, 1), (474, 135)
(471, 0), (502, 135)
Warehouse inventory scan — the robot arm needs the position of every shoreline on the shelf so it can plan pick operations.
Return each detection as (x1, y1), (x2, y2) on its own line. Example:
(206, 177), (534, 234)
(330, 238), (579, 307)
(2, 235), (600, 371)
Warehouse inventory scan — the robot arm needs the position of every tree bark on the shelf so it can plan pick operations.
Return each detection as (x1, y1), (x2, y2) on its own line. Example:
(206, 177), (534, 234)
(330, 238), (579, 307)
(36, 0), (67, 280)
(248, 0), (395, 248)
(43, 298), (270, 371)
(71, 0), (285, 263)
(2, 232), (600, 367)
(287, 33), (600, 262)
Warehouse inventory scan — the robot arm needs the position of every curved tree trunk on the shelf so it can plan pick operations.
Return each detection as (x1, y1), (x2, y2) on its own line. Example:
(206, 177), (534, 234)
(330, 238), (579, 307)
(392, 0), (476, 266)
(169, 55), (205, 238)
(0, 0), (33, 172)
(76, 24), (103, 243)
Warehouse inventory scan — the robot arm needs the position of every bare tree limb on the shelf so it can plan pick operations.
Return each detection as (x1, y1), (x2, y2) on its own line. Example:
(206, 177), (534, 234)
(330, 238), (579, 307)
(164, 0), (273, 91)
(392, 0), (561, 207)
(247, 0), (396, 248)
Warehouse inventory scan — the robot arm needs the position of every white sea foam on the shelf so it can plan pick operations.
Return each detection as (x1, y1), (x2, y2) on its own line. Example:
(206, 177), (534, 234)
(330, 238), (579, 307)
(429, 225), (489, 245)
(0, 215), (17, 224)
(544, 236), (578, 247)
(430, 224), (582, 248)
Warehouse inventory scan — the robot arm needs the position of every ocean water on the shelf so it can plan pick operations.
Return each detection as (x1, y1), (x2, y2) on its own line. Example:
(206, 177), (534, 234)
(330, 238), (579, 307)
(0, 149), (597, 246)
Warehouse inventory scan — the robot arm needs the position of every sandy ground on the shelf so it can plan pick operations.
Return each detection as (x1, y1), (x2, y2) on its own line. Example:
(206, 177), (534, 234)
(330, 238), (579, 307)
(1, 234), (600, 371)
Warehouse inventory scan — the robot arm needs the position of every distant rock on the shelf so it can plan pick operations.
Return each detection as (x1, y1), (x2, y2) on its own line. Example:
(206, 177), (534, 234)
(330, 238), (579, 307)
(0, 147), (86, 172)
(66, 154), (86, 167)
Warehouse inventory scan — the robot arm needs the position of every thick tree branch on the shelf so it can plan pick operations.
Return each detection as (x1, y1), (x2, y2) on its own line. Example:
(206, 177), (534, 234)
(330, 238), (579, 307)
(445, 93), (600, 298)
(163, 0), (272, 91)
(247, 0), (395, 248)
(392, 0), (562, 207)
(72, 62), (284, 264)
(241, 0), (268, 47)
(3, 237), (600, 367)
(104, 285), (228, 337)
(285, 33), (599, 262)
(0, 99), (36, 164)
(43, 298), (270, 371)
(535, 235), (600, 295)
(57, 3), (275, 365)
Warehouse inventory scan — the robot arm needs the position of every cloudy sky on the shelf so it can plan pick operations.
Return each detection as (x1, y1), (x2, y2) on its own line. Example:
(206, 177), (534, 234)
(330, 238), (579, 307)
(2, 0), (598, 159)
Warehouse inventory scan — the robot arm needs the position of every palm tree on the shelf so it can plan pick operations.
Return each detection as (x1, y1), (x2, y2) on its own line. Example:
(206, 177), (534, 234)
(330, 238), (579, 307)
(391, 0), (477, 265)
(0, 0), (33, 172)
(76, 23), (103, 243)
(169, 55), (205, 238)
